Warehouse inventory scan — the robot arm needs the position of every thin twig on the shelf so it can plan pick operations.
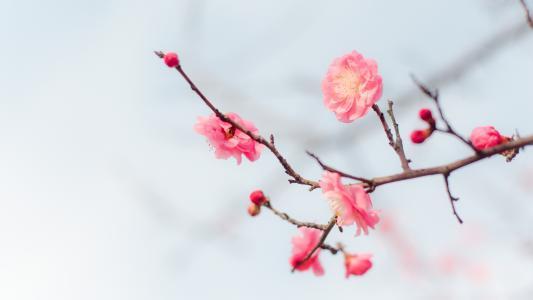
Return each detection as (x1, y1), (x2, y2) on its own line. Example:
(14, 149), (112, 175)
(411, 75), (479, 153)
(372, 104), (395, 147)
(373, 104), (411, 171)
(386, 100), (411, 171)
(520, 0), (533, 28)
(263, 201), (328, 230)
(155, 51), (320, 190)
(443, 174), (463, 224)
(292, 216), (337, 272)
(320, 243), (343, 255)
(305, 151), (373, 185)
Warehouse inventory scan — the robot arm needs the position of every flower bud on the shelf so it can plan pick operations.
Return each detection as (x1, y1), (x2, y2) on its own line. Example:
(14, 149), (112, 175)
(163, 52), (179, 68)
(249, 190), (266, 205)
(410, 129), (428, 144)
(247, 203), (261, 217)
(419, 108), (433, 122)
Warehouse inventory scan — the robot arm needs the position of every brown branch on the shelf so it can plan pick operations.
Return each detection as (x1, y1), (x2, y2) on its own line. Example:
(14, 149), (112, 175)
(368, 134), (533, 188)
(372, 104), (395, 148)
(320, 243), (344, 255)
(520, 0), (533, 28)
(305, 151), (373, 185)
(292, 216), (337, 272)
(263, 201), (328, 230)
(443, 174), (463, 224)
(372, 103), (411, 171)
(155, 51), (320, 191)
(411, 75), (479, 153)
(386, 100), (411, 171)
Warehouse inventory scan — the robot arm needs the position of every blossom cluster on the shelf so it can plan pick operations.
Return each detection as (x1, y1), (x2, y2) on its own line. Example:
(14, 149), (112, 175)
(160, 49), (517, 279)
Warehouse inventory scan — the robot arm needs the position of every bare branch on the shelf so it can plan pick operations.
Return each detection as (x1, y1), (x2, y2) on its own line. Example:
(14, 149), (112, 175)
(373, 103), (411, 171)
(155, 51), (320, 190)
(443, 174), (463, 224)
(367, 134), (533, 188)
(387, 101), (412, 171)
(292, 216), (337, 272)
(306, 151), (373, 185)
(372, 104), (395, 148)
(263, 201), (328, 230)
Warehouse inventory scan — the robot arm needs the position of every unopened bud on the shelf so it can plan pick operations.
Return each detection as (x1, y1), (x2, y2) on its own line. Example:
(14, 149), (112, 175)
(247, 203), (261, 217)
(249, 190), (266, 205)
(163, 52), (179, 68)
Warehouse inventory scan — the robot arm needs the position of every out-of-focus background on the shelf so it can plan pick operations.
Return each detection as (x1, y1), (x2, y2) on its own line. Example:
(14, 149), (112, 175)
(1, 0), (533, 299)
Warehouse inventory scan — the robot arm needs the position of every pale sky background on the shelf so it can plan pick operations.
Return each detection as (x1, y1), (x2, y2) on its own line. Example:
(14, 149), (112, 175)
(1, 0), (533, 299)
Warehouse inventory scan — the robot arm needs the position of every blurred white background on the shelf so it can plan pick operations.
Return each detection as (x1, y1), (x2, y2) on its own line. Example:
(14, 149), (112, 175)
(1, 0), (532, 299)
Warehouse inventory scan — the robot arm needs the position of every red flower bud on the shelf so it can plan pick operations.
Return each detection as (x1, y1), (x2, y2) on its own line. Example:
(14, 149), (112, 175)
(249, 190), (266, 205)
(418, 108), (433, 122)
(410, 129), (428, 144)
(163, 52), (179, 68)
(247, 203), (261, 217)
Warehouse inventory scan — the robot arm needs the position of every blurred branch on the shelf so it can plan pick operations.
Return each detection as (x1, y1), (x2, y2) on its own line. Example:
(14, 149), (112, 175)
(520, 0), (533, 28)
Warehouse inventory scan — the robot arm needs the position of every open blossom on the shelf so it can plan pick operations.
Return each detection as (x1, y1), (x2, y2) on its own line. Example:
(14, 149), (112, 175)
(194, 113), (263, 164)
(289, 228), (324, 276)
(322, 51), (383, 123)
(470, 126), (505, 150)
(320, 171), (379, 235)
(344, 253), (373, 277)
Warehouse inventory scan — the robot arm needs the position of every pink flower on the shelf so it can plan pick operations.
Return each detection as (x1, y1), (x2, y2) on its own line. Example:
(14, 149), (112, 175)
(322, 51), (383, 123)
(194, 113), (263, 164)
(289, 228), (324, 276)
(163, 52), (179, 67)
(344, 253), (373, 277)
(320, 171), (379, 235)
(470, 126), (504, 150)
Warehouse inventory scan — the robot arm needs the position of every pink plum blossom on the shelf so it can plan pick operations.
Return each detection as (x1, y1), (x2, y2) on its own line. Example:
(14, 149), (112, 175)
(470, 126), (504, 150)
(289, 228), (324, 276)
(320, 171), (379, 235)
(194, 113), (263, 164)
(344, 253), (373, 277)
(322, 50), (383, 122)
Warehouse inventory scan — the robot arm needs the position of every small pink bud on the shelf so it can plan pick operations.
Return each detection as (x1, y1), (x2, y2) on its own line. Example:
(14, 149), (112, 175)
(163, 52), (179, 68)
(419, 108), (433, 122)
(247, 203), (261, 217)
(249, 190), (266, 205)
(410, 129), (428, 144)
